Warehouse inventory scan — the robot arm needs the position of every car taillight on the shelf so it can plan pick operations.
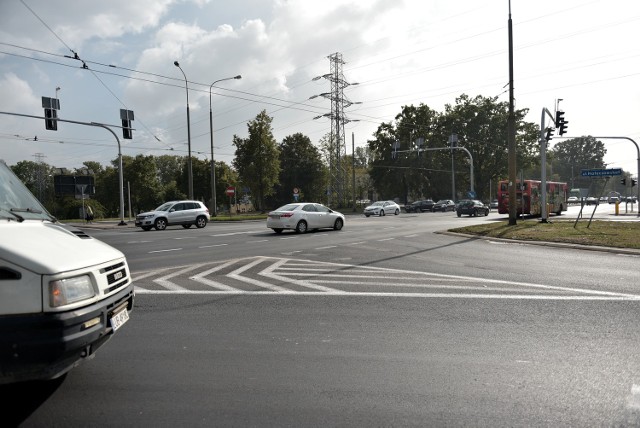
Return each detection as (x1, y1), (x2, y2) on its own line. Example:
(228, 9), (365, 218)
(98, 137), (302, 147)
(281, 212), (294, 218)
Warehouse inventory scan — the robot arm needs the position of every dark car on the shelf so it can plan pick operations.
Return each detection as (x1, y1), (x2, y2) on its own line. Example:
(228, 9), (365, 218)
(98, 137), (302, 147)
(432, 199), (456, 212)
(404, 199), (434, 213)
(456, 199), (490, 217)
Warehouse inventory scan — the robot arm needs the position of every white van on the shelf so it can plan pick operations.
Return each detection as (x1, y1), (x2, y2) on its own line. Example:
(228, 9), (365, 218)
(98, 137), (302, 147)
(0, 160), (134, 384)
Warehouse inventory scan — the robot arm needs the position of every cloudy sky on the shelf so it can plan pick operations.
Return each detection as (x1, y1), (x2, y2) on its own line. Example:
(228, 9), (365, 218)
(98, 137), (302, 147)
(1, 0), (639, 180)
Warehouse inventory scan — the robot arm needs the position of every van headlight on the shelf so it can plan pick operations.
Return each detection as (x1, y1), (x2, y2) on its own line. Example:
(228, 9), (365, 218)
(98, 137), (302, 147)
(49, 275), (95, 307)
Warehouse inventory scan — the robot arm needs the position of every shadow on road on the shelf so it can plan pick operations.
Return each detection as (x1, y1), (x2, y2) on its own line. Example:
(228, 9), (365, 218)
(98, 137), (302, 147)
(3, 375), (67, 426)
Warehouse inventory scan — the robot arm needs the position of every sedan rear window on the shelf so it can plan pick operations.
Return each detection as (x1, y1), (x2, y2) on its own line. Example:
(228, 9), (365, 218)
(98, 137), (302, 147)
(276, 204), (301, 211)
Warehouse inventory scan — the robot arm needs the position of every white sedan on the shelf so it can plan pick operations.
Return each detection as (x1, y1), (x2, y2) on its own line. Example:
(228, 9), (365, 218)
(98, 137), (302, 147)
(267, 203), (345, 234)
(363, 200), (401, 217)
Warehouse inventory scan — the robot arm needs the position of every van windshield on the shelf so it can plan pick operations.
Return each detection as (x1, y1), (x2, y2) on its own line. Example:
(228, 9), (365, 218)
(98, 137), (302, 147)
(0, 160), (54, 221)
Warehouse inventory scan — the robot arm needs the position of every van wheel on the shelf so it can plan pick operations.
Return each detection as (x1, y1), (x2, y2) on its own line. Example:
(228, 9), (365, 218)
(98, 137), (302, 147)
(195, 216), (208, 228)
(154, 218), (167, 231)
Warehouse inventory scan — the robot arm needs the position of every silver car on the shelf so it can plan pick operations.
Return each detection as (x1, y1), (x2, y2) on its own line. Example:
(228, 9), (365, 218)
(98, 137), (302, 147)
(363, 200), (401, 217)
(135, 200), (209, 231)
(267, 203), (344, 234)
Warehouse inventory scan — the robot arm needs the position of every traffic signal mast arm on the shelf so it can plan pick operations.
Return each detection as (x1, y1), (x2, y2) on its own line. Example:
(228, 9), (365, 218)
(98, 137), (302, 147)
(393, 145), (474, 193)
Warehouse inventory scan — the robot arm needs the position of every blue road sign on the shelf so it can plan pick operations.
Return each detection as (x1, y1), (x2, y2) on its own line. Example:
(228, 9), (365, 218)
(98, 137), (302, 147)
(581, 168), (622, 177)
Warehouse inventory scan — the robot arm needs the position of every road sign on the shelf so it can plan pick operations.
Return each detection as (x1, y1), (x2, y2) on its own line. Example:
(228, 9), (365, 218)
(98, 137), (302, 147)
(581, 168), (622, 177)
(225, 186), (235, 196)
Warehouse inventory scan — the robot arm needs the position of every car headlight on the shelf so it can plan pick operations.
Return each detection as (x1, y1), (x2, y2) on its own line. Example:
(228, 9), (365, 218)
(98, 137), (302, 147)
(49, 275), (95, 307)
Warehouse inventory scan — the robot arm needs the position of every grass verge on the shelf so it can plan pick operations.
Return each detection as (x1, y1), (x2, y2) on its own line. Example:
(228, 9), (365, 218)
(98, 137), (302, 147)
(449, 220), (640, 250)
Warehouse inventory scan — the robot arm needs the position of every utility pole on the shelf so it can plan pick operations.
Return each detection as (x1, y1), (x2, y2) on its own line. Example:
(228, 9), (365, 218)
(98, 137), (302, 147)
(311, 53), (360, 208)
(507, 0), (517, 225)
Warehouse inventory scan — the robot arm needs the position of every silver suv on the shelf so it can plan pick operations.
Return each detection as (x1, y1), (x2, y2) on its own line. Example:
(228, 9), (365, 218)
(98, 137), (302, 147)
(135, 200), (209, 231)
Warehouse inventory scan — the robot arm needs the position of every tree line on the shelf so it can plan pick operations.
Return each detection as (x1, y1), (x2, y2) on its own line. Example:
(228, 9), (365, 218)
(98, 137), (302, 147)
(9, 95), (618, 220)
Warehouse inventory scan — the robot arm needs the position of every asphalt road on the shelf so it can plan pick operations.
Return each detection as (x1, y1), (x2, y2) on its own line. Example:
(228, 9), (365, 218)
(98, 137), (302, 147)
(6, 207), (640, 427)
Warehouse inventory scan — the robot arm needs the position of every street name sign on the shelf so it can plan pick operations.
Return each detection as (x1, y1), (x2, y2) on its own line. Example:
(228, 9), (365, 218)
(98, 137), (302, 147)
(581, 168), (622, 177)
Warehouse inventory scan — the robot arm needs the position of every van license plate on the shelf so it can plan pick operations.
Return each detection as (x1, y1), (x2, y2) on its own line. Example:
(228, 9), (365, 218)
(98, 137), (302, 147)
(110, 307), (129, 332)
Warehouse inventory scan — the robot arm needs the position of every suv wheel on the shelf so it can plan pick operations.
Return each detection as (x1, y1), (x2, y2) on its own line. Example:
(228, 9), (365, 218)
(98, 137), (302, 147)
(195, 216), (207, 228)
(154, 218), (167, 231)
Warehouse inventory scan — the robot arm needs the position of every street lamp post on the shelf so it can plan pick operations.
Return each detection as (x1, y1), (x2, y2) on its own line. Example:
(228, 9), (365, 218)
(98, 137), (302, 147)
(174, 61), (193, 200)
(209, 75), (241, 217)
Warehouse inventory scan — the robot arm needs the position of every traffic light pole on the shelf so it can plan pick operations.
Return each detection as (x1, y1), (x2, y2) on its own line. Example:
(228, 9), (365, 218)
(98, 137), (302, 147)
(539, 107), (556, 223)
(590, 136), (640, 218)
(0, 111), (129, 224)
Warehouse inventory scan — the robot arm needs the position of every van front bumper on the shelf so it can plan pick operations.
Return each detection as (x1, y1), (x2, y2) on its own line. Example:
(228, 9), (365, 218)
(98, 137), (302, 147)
(0, 284), (134, 384)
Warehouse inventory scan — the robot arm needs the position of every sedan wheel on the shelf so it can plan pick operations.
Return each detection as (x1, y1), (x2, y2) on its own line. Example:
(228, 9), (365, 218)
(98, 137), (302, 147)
(394, 209), (399, 215)
(295, 220), (308, 233)
(380, 210), (385, 216)
(334, 218), (344, 231)
(154, 218), (167, 231)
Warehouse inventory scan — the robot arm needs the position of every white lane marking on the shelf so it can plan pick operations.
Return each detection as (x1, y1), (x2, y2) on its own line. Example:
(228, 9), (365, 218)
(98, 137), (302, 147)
(154, 264), (206, 291)
(628, 384), (640, 410)
(403, 234), (419, 238)
(348, 241), (367, 245)
(247, 240), (269, 243)
(315, 246), (337, 250)
(280, 236), (298, 240)
(199, 243), (228, 248)
(149, 248), (182, 254)
(133, 289), (640, 300)
(259, 257), (343, 293)
(190, 259), (244, 291)
(227, 257), (292, 292)
(377, 238), (394, 242)
(210, 232), (254, 237)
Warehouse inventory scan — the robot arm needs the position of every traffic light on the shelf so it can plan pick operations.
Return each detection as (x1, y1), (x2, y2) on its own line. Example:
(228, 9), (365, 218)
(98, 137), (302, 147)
(545, 127), (554, 141)
(120, 109), (134, 139)
(555, 111), (568, 136)
(633, 179), (638, 187)
(122, 119), (132, 139)
(44, 108), (57, 130)
(558, 119), (568, 136)
(42, 96), (60, 131)
(621, 178), (626, 186)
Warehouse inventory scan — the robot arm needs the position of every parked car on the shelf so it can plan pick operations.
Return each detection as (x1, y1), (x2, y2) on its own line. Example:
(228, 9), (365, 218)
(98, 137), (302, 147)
(267, 202), (344, 234)
(585, 196), (598, 205)
(364, 200), (401, 217)
(135, 200), (209, 231)
(490, 199), (498, 209)
(568, 196), (579, 204)
(456, 199), (490, 217)
(404, 199), (434, 213)
(432, 199), (456, 212)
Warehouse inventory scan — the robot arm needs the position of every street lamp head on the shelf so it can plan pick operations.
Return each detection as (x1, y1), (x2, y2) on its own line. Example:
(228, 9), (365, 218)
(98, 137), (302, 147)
(234, 75), (242, 79)
(174, 61), (180, 67)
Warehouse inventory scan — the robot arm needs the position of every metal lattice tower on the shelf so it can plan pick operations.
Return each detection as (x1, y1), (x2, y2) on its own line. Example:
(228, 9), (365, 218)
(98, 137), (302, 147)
(312, 52), (359, 207)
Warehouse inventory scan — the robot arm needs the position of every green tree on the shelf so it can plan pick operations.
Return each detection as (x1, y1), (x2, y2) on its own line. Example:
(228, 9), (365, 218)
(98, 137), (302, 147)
(155, 155), (183, 185)
(126, 155), (162, 213)
(274, 133), (327, 206)
(232, 110), (280, 212)
(367, 95), (540, 202)
(550, 136), (606, 189)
